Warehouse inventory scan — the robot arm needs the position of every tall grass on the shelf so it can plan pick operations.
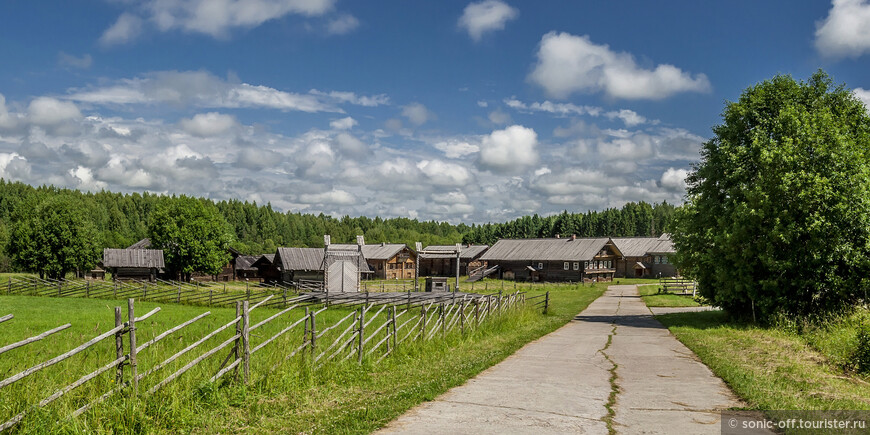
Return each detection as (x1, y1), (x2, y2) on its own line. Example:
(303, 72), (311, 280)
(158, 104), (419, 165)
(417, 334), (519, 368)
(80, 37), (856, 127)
(1, 282), (605, 433)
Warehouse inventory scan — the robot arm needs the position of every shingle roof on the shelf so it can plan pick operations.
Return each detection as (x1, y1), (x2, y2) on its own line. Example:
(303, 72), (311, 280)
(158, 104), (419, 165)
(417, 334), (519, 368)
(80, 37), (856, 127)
(103, 248), (165, 268)
(235, 255), (260, 271)
(360, 243), (411, 260)
(480, 238), (614, 262)
(127, 238), (151, 249)
(611, 234), (675, 257)
(275, 247), (372, 272)
(422, 244), (489, 259)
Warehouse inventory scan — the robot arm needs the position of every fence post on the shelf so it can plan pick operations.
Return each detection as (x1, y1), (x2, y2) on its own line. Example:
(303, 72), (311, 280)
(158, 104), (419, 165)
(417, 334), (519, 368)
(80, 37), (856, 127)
(57, 282), (61, 297)
(113, 282), (117, 298)
(127, 298), (139, 395)
(544, 291), (549, 314)
(177, 287), (181, 303)
(234, 302), (242, 382)
(209, 289), (213, 305)
(460, 301), (466, 334)
(114, 306), (124, 384)
(86, 280), (90, 298)
(390, 306), (397, 352)
(309, 310), (317, 364)
(407, 290), (411, 311)
(245, 281), (250, 300)
(7, 278), (10, 295)
(440, 303), (446, 338)
(357, 306), (365, 363)
(242, 300), (250, 384)
(419, 306), (427, 341)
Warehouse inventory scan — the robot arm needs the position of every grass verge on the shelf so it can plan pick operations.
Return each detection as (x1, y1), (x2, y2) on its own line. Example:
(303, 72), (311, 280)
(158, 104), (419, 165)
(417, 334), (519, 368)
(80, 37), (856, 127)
(637, 284), (702, 308)
(0, 282), (605, 433)
(656, 310), (870, 420)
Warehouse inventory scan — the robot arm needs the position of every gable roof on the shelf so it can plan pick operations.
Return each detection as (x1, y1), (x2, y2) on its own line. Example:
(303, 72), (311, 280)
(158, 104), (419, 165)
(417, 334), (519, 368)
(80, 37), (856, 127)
(275, 247), (372, 272)
(235, 255), (260, 271)
(422, 244), (489, 260)
(611, 234), (675, 257)
(103, 248), (165, 268)
(127, 238), (151, 249)
(480, 238), (616, 262)
(360, 243), (411, 260)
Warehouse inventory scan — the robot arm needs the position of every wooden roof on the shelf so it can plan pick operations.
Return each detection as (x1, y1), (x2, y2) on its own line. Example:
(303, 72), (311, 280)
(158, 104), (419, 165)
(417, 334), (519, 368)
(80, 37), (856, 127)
(103, 248), (165, 268)
(611, 234), (675, 257)
(235, 255), (261, 271)
(360, 243), (412, 260)
(480, 238), (618, 262)
(127, 238), (151, 249)
(275, 248), (372, 272)
(422, 244), (489, 260)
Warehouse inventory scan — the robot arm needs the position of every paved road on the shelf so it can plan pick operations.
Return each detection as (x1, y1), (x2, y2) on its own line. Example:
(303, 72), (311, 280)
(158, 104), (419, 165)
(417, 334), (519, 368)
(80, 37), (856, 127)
(377, 285), (744, 435)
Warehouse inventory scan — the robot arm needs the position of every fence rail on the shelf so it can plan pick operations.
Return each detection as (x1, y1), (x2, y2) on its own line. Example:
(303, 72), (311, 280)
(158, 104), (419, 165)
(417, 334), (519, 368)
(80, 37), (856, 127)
(0, 285), (538, 431)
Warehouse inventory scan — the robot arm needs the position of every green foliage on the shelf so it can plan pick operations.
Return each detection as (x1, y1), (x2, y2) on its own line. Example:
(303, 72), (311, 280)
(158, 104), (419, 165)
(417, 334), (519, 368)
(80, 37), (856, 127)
(854, 322), (870, 374)
(673, 71), (870, 321)
(148, 197), (234, 279)
(5, 195), (101, 279)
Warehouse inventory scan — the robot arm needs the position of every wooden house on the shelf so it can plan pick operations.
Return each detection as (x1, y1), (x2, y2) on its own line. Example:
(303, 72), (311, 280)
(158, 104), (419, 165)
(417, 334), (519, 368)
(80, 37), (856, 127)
(272, 247), (371, 283)
(360, 243), (416, 280)
(102, 248), (165, 282)
(418, 244), (489, 277)
(611, 234), (677, 278)
(234, 255), (262, 280)
(479, 236), (621, 282)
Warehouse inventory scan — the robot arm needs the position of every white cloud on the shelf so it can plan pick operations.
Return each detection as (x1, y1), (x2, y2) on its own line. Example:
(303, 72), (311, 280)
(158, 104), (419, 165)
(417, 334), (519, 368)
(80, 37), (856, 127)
(815, 0), (870, 58)
(298, 189), (355, 205)
(605, 109), (647, 127)
(431, 191), (469, 204)
(308, 89), (390, 106)
(477, 100), (488, 107)
(69, 166), (108, 191)
(326, 14), (359, 35)
(434, 140), (479, 158)
(402, 103), (434, 126)
(67, 71), (341, 112)
(417, 159), (472, 186)
(478, 125), (538, 173)
(488, 109), (511, 125)
(528, 32), (711, 99)
(660, 167), (689, 191)
(854, 88), (870, 108)
(0, 153), (31, 181)
(58, 52), (93, 69)
(27, 97), (82, 126)
(504, 98), (602, 117)
(0, 94), (19, 130)
(333, 132), (367, 156)
(458, 0), (518, 41)
(100, 12), (143, 46)
(179, 112), (238, 137)
(330, 116), (357, 130)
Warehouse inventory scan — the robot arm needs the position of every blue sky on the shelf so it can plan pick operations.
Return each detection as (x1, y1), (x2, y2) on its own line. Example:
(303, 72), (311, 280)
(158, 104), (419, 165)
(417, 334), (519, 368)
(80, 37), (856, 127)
(1, 0), (869, 223)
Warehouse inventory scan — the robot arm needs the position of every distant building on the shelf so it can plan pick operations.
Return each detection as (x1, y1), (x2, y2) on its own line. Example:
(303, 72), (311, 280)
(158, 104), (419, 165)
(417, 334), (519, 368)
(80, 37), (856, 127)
(359, 243), (416, 280)
(418, 244), (489, 277)
(611, 234), (677, 278)
(102, 248), (165, 282)
(480, 236), (621, 282)
(271, 247), (371, 283)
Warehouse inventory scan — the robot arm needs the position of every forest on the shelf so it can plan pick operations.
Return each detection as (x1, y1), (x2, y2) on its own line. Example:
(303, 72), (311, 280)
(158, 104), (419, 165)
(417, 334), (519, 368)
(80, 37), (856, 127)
(0, 179), (675, 273)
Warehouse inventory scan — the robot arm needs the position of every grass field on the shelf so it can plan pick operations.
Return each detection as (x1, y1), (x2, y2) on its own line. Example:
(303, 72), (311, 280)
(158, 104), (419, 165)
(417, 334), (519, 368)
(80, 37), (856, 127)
(657, 310), (870, 423)
(0, 281), (607, 433)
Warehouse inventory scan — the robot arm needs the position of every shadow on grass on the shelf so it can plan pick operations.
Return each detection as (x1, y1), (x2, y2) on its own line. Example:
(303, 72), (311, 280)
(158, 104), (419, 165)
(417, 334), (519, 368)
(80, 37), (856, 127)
(655, 310), (738, 330)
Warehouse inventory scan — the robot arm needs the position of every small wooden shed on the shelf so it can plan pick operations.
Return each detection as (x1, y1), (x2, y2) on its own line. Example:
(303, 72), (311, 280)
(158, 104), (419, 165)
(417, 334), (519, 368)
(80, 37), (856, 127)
(102, 248), (165, 282)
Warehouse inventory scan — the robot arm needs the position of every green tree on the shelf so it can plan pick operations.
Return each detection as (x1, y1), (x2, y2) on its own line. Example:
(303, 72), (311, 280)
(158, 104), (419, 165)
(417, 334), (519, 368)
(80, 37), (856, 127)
(6, 196), (102, 279)
(149, 197), (234, 281)
(673, 71), (870, 321)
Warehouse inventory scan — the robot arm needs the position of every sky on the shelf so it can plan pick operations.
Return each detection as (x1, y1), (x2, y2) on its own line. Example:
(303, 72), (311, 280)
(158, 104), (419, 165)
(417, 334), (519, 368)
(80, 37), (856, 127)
(1, 0), (870, 224)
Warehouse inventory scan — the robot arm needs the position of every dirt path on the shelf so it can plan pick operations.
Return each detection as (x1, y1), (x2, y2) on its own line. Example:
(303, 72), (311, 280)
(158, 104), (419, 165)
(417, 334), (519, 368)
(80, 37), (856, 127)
(377, 285), (743, 434)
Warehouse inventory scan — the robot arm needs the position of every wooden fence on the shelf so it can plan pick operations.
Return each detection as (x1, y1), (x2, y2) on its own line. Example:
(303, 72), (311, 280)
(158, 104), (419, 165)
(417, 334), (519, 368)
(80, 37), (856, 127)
(0, 289), (533, 431)
(659, 277), (697, 296)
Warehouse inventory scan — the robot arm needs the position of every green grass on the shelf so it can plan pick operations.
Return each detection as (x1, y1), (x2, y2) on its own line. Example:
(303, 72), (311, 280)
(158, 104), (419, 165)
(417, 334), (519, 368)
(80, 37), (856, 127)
(0, 282), (605, 433)
(637, 284), (702, 307)
(657, 310), (870, 430)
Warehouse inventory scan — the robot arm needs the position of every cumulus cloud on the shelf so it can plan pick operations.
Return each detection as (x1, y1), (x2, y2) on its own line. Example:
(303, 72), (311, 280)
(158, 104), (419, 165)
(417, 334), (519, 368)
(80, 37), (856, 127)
(660, 167), (689, 191)
(326, 14), (359, 35)
(417, 159), (473, 186)
(333, 132), (368, 156)
(330, 116), (357, 130)
(528, 32), (711, 99)
(298, 189), (355, 205)
(27, 97), (82, 126)
(308, 89), (390, 107)
(504, 98), (602, 117)
(402, 103), (434, 126)
(458, 0), (518, 41)
(854, 88), (870, 108)
(101, 0), (336, 44)
(100, 13), (143, 46)
(179, 112), (238, 137)
(605, 109), (647, 127)
(488, 109), (511, 125)
(0, 94), (19, 130)
(815, 0), (870, 58)
(478, 125), (538, 173)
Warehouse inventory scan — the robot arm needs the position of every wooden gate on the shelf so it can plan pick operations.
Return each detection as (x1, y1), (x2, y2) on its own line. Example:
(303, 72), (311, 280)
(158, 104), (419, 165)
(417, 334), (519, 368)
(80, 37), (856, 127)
(327, 260), (359, 293)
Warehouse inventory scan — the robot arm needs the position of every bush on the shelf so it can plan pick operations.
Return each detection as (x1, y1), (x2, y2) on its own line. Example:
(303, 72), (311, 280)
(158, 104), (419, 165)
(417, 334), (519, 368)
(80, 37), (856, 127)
(854, 322), (870, 374)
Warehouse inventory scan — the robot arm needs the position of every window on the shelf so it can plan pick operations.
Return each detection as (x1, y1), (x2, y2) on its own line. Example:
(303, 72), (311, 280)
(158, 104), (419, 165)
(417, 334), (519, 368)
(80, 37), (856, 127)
(654, 256), (661, 264)
(564, 262), (569, 270)
(538, 262), (544, 270)
(584, 261), (589, 269)
(662, 256), (669, 264)
(573, 262), (579, 271)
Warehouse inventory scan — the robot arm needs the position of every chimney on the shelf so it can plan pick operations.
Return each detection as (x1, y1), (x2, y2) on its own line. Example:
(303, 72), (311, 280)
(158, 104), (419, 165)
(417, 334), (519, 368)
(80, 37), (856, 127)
(555, 234), (560, 239)
(571, 234), (576, 241)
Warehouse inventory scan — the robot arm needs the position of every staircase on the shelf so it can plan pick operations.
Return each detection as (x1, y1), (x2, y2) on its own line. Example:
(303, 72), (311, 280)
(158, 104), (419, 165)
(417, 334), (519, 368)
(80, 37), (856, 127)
(466, 265), (499, 282)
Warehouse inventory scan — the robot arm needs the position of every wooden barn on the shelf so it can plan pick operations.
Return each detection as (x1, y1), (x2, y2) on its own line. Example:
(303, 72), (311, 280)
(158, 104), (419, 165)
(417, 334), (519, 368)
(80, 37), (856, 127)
(360, 243), (416, 280)
(611, 234), (677, 278)
(234, 255), (262, 280)
(102, 248), (165, 282)
(418, 244), (489, 277)
(480, 236), (621, 283)
(271, 247), (371, 283)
